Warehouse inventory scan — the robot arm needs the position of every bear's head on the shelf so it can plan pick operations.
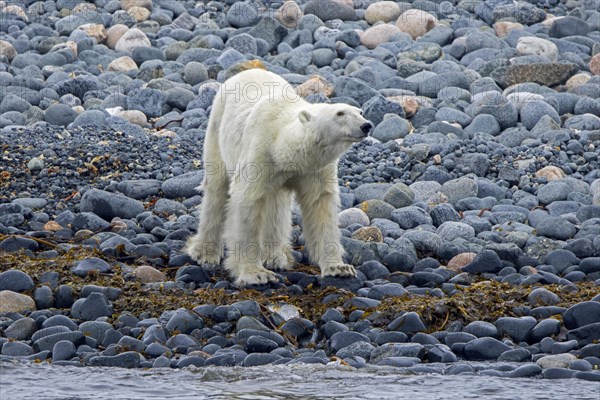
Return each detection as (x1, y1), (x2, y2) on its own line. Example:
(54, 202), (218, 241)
(298, 103), (373, 148)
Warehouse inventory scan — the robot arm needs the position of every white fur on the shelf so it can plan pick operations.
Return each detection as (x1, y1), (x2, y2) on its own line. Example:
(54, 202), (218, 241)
(184, 69), (370, 287)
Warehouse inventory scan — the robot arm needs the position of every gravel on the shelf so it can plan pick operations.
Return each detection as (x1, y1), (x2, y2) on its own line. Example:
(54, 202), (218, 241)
(0, 0), (599, 383)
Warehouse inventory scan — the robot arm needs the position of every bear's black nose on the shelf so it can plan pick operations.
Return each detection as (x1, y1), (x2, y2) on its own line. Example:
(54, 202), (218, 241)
(361, 122), (373, 134)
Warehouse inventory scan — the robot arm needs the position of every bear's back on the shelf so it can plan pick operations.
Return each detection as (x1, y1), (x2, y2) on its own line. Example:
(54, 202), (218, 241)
(218, 69), (299, 108)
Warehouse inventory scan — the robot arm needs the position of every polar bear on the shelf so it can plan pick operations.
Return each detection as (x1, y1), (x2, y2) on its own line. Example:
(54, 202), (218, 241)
(184, 69), (373, 287)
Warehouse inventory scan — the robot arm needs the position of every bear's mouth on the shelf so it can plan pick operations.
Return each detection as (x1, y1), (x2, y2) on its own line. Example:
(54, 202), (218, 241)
(347, 131), (369, 142)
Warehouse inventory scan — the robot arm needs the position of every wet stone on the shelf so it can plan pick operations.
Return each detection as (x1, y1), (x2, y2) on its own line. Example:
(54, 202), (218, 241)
(464, 337), (511, 361)
(329, 331), (371, 353)
(52, 340), (76, 361)
(5, 317), (36, 340)
(33, 331), (85, 352)
(2, 341), (34, 357)
(370, 343), (425, 363)
(88, 351), (141, 368)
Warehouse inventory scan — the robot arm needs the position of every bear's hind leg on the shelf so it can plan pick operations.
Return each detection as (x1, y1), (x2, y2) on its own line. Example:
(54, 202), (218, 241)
(184, 173), (228, 264)
(184, 112), (228, 264)
(263, 190), (293, 271)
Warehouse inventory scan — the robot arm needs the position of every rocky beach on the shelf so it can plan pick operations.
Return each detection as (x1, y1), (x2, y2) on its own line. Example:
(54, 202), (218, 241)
(1, 0), (600, 393)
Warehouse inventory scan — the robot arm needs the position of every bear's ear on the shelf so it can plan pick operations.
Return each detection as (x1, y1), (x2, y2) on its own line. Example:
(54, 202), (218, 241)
(298, 110), (313, 124)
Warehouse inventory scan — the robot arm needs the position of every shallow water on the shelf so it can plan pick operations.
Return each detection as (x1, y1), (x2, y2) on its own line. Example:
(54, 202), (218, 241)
(1, 362), (599, 400)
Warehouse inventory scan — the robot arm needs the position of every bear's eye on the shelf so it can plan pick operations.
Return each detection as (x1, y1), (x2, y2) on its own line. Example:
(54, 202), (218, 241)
(337, 111), (345, 116)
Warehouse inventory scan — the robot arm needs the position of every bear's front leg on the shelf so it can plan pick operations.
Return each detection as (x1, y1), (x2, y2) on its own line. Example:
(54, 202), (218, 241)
(297, 179), (356, 278)
(223, 182), (281, 287)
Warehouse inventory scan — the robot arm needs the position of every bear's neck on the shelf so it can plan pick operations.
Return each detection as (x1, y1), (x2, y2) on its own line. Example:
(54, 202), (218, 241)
(274, 126), (351, 173)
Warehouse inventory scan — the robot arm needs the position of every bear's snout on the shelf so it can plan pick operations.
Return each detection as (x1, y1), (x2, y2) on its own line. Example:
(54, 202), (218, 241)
(361, 122), (373, 135)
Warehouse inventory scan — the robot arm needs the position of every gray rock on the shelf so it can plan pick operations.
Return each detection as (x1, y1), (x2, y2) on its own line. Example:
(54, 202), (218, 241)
(383, 183), (414, 209)
(334, 77), (379, 106)
(528, 288), (560, 306)
(458, 153), (490, 176)
(2, 341), (34, 357)
(430, 204), (460, 226)
(509, 364), (542, 378)
(72, 212), (110, 231)
(166, 308), (205, 334)
(362, 96), (405, 126)
(226, 33), (258, 55)
(71, 292), (113, 321)
(536, 217), (576, 240)
(161, 171), (204, 199)
(418, 72), (469, 98)
(5, 317), (36, 340)
(370, 343), (425, 363)
(464, 337), (511, 360)
(71, 258), (111, 277)
(71, 110), (107, 127)
(0, 237), (39, 252)
(464, 114), (501, 137)
(0, 270), (34, 292)
(537, 181), (570, 205)
(440, 178), (478, 205)
(34, 286), (54, 310)
(116, 179), (162, 200)
(227, 2), (260, 28)
(490, 63), (578, 89)
(242, 353), (282, 367)
(127, 88), (166, 118)
(388, 312), (427, 334)
(244, 335), (278, 353)
(466, 92), (518, 130)
(427, 344), (458, 363)
(45, 103), (77, 126)
(563, 302), (600, 330)
(549, 16), (591, 38)
(357, 200), (394, 220)
(390, 206), (432, 229)
(88, 351), (141, 368)
(304, 0), (356, 21)
(463, 321), (499, 338)
(321, 275), (364, 292)
(521, 101), (560, 131)
(567, 323), (600, 347)
(329, 331), (371, 353)
(336, 341), (375, 360)
(183, 62), (208, 86)
(79, 189), (144, 220)
(371, 116), (411, 142)
(462, 250), (503, 273)
(12, 198), (47, 209)
(491, 2), (545, 24)
(53, 77), (101, 100)
(495, 316), (537, 343)
(437, 222), (475, 241)
(248, 17), (288, 52)
(52, 340), (76, 361)
(33, 331), (85, 352)
(78, 321), (114, 343)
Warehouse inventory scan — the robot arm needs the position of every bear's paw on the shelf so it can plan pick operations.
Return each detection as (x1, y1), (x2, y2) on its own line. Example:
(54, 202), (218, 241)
(233, 265), (281, 287)
(264, 253), (293, 272)
(183, 237), (222, 265)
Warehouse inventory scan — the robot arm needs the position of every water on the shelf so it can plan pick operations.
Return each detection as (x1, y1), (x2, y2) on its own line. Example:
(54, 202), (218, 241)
(1, 362), (598, 400)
